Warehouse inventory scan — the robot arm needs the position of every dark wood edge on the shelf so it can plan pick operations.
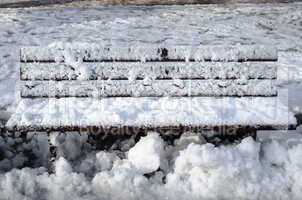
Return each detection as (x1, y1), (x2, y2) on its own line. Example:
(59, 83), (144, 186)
(0, 0), (78, 8)
(20, 94), (279, 98)
(5, 124), (296, 134)
(20, 92), (278, 99)
(0, 0), (295, 8)
(20, 58), (278, 63)
(20, 77), (278, 81)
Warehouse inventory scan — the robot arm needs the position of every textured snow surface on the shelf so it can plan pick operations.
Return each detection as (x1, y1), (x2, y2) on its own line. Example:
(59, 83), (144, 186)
(6, 97), (296, 129)
(0, 3), (302, 112)
(1, 133), (302, 200)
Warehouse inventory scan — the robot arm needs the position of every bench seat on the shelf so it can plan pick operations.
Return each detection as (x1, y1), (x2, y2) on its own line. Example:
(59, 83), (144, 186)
(6, 97), (296, 132)
(5, 44), (297, 135)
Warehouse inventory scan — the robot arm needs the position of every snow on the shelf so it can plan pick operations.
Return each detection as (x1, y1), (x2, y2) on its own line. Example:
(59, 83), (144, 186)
(51, 132), (88, 160)
(1, 2), (302, 200)
(55, 157), (73, 176)
(95, 152), (120, 171)
(0, 2), (301, 113)
(6, 97), (296, 129)
(167, 137), (290, 200)
(1, 133), (302, 199)
(128, 133), (165, 174)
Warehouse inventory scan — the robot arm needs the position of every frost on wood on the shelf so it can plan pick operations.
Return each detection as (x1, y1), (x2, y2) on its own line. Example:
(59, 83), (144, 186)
(20, 45), (278, 62)
(20, 79), (277, 97)
(20, 62), (277, 81)
(6, 97), (296, 130)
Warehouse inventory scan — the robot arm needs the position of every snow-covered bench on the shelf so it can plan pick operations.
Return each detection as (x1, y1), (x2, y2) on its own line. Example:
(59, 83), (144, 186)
(6, 44), (297, 136)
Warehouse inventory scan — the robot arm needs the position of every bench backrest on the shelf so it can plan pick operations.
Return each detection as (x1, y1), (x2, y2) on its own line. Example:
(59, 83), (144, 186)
(20, 45), (278, 98)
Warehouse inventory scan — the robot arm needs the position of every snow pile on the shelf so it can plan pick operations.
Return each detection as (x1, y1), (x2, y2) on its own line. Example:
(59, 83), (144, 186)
(1, 132), (302, 199)
(0, 132), (49, 171)
(167, 138), (287, 199)
(128, 132), (165, 174)
(50, 132), (88, 160)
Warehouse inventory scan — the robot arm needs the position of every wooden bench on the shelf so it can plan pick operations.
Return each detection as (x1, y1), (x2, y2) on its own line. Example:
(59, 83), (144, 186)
(6, 44), (297, 137)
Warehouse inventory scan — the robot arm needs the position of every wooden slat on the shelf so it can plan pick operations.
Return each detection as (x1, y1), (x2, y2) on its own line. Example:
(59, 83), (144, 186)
(20, 80), (276, 98)
(20, 62), (277, 81)
(20, 45), (278, 62)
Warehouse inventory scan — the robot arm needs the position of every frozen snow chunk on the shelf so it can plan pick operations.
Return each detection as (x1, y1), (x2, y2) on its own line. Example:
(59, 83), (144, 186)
(287, 144), (302, 199)
(168, 132), (207, 163)
(42, 158), (91, 200)
(96, 152), (120, 171)
(51, 133), (88, 160)
(11, 153), (27, 168)
(174, 132), (206, 149)
(128, 132), (165, 174)
(92, 160), (149, 200)
(236, 137), (260, 160)
(297, 125), (302, 133)
(174, 137), (260, 174)
(262, 140), (288, 167)
(55, 157), (73, 176)
(174, 143), (212, 173)
(288, 144), (302, 169)
(79, 151), (120, 174)
(0, 159), (11, 171)
(0, 168), (45, 200)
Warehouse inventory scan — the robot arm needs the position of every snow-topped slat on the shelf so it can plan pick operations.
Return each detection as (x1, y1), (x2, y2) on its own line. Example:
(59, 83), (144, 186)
(20, 45), (278, 62)
(20, 62), (277, 81)
(6, 97), (296, 132)
(21, 80), (276, 98)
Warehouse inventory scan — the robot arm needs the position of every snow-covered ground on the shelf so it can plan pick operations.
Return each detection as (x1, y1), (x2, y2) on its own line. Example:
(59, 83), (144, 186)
(0, 2), (302, 199)
(0, 2), (302, 114)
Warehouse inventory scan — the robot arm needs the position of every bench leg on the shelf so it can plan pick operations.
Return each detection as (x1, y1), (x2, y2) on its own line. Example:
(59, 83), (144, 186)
(47, 132), (57, 172)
